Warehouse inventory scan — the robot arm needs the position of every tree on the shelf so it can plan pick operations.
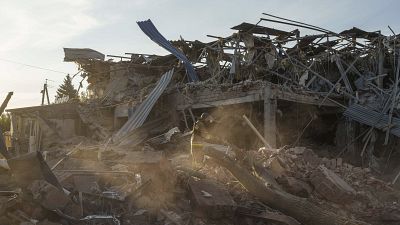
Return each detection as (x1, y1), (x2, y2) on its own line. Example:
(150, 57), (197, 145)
(0, 113), (11, 132)
(55, 75), (78, 101)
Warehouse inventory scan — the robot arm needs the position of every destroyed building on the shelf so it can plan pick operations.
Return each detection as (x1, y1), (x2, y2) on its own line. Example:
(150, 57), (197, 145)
(1, 14), (400, 225)
(7, 103), (82, 153)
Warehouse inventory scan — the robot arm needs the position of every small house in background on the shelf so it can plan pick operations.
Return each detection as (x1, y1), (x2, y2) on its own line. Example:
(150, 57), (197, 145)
(6, 103), (84, 153)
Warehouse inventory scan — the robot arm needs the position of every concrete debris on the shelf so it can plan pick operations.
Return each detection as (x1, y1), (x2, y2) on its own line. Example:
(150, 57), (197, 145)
(311, 165), (356, 203)
(188, 179), (236, 219)
(28, 180), (71, 210)
(265, 156), (288, 178)
(3, 13), (400, 225)
(277, 176), (313, 198)
(0, 127), (398, 225)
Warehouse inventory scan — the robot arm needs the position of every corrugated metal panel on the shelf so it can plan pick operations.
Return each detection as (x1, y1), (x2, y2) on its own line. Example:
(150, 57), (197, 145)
(114, 69), (174, 142)
(344, 104), (400, 137)
(137, 19), (199, 82)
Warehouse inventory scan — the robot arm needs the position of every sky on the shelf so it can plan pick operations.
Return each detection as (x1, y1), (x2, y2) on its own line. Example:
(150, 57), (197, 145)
(0, 0), (399, 110)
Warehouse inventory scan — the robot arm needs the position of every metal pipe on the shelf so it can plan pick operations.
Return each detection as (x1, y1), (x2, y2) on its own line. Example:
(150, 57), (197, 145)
(262, 13), (331, 33)
(242, 115), (273, 150)
(260, 18), (330, 34)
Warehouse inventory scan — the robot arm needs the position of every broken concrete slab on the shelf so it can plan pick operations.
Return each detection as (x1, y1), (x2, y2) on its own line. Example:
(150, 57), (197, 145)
(188, 179), (236, 219)
(310, 165), (356, 203)
(28, 180), (70, 210)
(8, 152), (63, 191)
(277, 176), (313, 198)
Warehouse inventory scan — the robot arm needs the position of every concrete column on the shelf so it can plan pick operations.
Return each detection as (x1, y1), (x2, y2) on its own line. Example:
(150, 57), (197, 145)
(378, 47), (384, 88)
(345, 119), (356, 158)
(264, 86), (277, 148)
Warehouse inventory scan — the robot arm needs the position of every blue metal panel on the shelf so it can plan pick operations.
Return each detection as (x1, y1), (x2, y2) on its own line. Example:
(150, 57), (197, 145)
(137, 19), (199, 82)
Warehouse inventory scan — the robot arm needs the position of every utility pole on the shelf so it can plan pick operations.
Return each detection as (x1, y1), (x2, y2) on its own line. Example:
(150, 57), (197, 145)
(0, 92), (13, 115)
(41, 79), (50, 105)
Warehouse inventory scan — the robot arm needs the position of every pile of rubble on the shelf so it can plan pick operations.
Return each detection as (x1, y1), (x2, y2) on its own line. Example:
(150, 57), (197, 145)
(3, 12), (400, 225)
(260, 147), (400, 223)
(1, 131), (400, 225)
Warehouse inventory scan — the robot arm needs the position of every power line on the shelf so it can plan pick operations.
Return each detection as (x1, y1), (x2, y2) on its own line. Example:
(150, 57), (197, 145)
(0, 57), (69, 74)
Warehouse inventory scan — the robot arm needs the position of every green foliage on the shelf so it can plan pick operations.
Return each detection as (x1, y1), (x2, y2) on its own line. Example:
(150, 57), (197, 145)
(0, 113), (10, 132)
(80, 91), (89, 102)
(55, 75), (79, 100)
